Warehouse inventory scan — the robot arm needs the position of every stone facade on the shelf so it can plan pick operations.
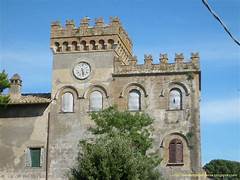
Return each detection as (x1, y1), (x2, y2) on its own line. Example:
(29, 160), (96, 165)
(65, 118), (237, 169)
(0, 17), (203, 179)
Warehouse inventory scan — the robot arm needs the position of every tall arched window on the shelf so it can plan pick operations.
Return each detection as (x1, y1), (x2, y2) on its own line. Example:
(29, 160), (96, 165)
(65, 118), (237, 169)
(169, 139), (183, 164)
(61, 92), (74, 112)
(128, 90), (141, 111)
(169, 89), (182, 110)
(90, 91), (103, 111)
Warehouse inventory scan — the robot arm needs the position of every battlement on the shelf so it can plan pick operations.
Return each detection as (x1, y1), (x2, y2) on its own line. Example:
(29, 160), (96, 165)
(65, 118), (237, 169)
(50, 17), (133, 63)
(114, 53), (200, 75)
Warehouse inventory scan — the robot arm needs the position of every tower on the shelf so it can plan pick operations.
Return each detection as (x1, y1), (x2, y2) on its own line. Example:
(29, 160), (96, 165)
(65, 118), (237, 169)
(48, 17), (202, 179)
(50, 17), (133, 97)
(48, 17), (134, 179)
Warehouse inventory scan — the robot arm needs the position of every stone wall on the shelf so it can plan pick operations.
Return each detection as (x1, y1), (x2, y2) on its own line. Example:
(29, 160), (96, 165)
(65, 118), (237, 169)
(48, 50), (201, 179)
(0, 104), (49, 180)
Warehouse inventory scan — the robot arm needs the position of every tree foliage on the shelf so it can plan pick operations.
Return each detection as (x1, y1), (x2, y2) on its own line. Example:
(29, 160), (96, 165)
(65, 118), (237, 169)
(0, 70), (10, 104)
(69, 107), (162, 180)
(89, 107), (154, 154)
(203, 159), (240, 180)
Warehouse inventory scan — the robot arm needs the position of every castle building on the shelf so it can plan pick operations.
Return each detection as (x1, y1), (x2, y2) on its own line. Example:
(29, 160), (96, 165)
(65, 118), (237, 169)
(0, 17), (202, 179)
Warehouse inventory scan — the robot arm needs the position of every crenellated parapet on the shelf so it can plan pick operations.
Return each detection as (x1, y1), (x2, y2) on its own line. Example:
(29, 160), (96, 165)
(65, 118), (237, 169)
(160, 53), (168, 64)
(144, 54), (153, 65)
(175, 53), (184, 63)
(50, 17), (133, 64)
(114, 53), (200, 75)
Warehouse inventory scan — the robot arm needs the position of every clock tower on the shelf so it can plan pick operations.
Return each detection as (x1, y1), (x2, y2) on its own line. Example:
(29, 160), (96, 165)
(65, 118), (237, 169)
(48, 17), (134, 179)
(50, 17), (132, 98)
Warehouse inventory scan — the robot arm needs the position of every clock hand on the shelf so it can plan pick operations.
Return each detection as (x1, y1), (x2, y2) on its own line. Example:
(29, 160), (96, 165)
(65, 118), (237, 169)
(81, 69), (84, 76)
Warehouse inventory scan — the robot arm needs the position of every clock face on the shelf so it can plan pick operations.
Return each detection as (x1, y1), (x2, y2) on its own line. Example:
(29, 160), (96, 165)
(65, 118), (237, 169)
(73, 62), (91, 80)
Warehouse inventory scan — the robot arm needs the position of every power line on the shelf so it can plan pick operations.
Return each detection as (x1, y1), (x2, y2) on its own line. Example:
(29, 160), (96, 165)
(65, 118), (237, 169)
(202, 0), (240, 46)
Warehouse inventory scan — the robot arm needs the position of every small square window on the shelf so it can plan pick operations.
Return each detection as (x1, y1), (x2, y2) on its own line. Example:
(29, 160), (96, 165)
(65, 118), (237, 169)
(25, 147), (43, 168)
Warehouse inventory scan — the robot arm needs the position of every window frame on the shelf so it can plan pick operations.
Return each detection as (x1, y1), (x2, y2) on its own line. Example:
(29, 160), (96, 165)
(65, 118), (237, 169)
(61, 92), (74, 113)
(30, 147), (41, 167)
(128, 89), (141, 112)
(25, 147), (44, 168)
(89, 90), (103, 112)
(168, 139), (184, 166)
(169, 88), (182, 110)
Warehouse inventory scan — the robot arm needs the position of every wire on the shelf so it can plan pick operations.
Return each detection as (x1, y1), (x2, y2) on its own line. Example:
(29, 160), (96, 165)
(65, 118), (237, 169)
(202, 0), (240, 46)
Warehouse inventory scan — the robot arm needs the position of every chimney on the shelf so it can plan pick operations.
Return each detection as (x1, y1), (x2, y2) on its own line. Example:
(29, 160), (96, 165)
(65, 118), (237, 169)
(9, 74), (22, 99)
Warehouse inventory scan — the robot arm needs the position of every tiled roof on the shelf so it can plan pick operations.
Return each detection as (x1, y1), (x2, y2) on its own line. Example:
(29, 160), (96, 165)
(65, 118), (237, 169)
(8, 93), (51, 104)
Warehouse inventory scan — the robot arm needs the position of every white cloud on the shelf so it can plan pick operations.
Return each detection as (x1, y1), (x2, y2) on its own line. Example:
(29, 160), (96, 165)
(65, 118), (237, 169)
(201, 97), (240, 123)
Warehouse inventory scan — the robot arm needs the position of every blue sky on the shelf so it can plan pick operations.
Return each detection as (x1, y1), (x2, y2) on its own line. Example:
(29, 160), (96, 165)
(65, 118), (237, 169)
(0, 0), (239, 165)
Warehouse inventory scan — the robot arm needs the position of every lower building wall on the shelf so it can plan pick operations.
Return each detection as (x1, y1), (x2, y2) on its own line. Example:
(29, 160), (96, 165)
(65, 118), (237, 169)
(0, 104), (49, 180)
(0, 103), (203, 180)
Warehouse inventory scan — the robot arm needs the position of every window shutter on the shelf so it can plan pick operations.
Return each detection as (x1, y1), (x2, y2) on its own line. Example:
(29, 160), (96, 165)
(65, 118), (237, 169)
(61, 92), (74, 112)
(169, 139), (183, 164)
(128, 90), (141, 111)
(40, 148), (44, 167)
(25, 148), (31, 167)
(169, 143), (176, 163)
(176, 143), (183, 163)
(90, 91), (103, 111)
(30, 148), (41, 167)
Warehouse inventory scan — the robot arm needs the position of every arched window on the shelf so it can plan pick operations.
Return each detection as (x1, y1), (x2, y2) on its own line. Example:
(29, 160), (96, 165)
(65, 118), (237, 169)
(128, 90), (141, 111)
(72, 41), (78, 51)
(169, 89), (182, 110)
(90, 40), (97, 50)
(63, 41), (69, 51)
(55, 42), (61, 52)
(169, 139), (183, 164)
(61, 92), (74, 112)
(108, 39), (114, 49)
(99, 40), (105, 49)
(80, 40), (88, 50)
(90, 91), (103, 111)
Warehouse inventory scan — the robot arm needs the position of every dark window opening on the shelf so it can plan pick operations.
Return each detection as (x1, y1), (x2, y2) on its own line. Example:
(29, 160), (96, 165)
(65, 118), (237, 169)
(30, 148), (41, 167)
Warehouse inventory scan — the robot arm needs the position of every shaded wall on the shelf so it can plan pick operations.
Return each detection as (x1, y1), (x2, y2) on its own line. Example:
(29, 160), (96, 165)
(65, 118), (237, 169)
(0, 104), (50, 180)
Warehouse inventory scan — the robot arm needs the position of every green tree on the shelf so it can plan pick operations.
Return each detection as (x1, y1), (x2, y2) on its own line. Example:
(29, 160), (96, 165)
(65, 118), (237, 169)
(89, 107), (154, 155)
(69, 107), (162, 180)
(0, 70), (10, 104)
(203, 159), (240, 180)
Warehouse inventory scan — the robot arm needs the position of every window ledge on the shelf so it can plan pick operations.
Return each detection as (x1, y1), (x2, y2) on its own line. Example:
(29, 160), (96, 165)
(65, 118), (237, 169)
(87, 110), (102, 113)
(166, 109), (183, 112)
(59, 111), (75, 114)
(128, 110), (141, 112)
(25, 166), (43, 169)
(167, 163), (184, 166)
